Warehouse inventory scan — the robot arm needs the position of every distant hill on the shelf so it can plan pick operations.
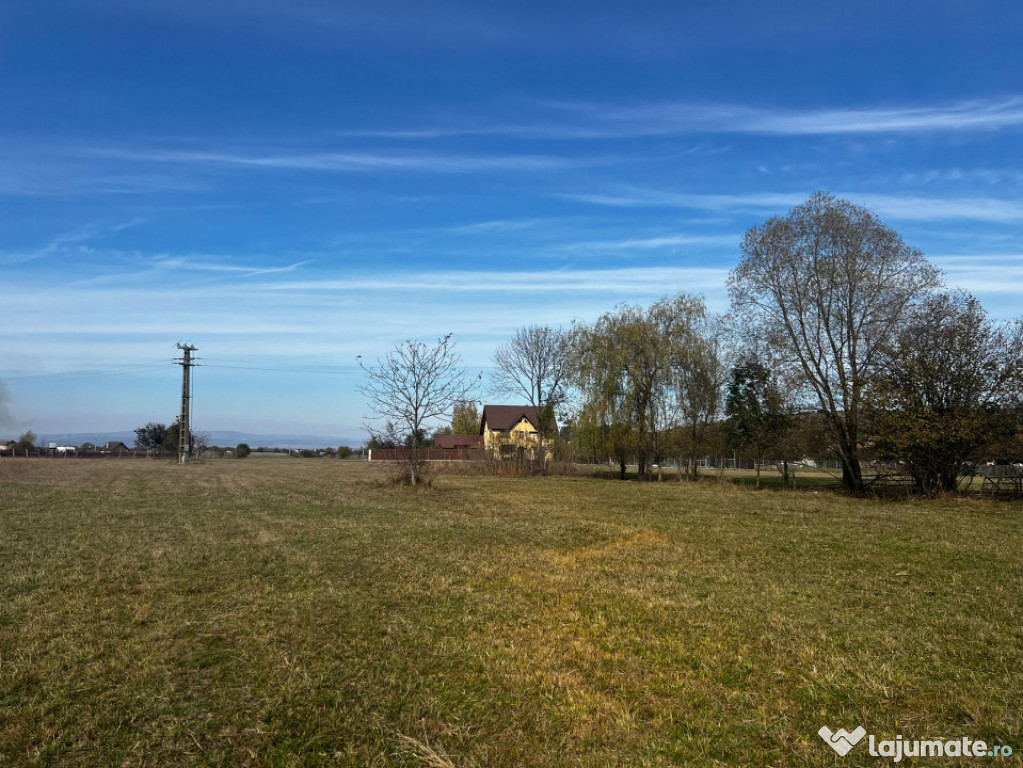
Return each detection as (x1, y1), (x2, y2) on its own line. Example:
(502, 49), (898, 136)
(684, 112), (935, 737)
(33, 431), (363, 450)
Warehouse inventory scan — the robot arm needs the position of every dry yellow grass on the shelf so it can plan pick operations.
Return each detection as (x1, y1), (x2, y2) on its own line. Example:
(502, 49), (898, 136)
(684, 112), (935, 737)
(1, 458), (1021, 766)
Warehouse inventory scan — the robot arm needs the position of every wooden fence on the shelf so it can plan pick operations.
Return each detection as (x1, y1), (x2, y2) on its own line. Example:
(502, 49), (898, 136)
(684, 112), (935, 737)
(0, 450), (177, 460)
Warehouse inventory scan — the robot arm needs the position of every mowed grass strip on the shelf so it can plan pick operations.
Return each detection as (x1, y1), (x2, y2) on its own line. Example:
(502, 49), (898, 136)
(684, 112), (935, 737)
(1, 459), (1021, 766)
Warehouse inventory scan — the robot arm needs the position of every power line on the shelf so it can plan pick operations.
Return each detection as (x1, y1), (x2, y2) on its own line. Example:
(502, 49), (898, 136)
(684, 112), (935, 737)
(0, 363), (172, 383)
(202, 363), (360, 375)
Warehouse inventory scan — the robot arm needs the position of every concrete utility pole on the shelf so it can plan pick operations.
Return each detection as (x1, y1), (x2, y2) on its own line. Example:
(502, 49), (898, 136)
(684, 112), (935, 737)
(175, 343), (198, 464)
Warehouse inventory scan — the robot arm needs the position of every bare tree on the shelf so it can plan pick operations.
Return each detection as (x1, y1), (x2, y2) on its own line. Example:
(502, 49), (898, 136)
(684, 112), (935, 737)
(358, 335), (478, 485)
(492, 325), (570, 468)
(729, 192), (942, 494)
(193, 430), (212, 457)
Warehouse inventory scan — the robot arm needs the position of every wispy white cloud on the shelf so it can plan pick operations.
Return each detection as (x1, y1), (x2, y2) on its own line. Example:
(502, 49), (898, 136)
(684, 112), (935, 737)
(934, 254), (1023, 297)
(0, 264), (733, 384)
(334, 96), (1023, 141)
(0, 146), (210, 197)
(558, 233), (739, 251)
(932, 253), (1023, 265)
(447, 218), (550, 234)
(553, 97), (1023, 137)
(560, 189), (804, 211)
(0, 221), (144, 265)
(895, 168), (1023, 186)
(561, 188), (1023, 223)
(82, 146), (590, 174)
(151, 255), (314, 276)
(256, 266), (730, 294)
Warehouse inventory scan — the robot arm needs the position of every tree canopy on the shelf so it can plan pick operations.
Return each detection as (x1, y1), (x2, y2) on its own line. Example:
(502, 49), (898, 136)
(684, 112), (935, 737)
(869, 291), (1023, 495)
(729, 191), (942, 493)
(133, 422), (168, 453)
(451, 401), (480, 435)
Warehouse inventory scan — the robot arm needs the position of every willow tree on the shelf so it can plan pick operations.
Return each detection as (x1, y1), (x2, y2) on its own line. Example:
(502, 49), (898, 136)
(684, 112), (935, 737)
(729, 192), (941, 494)
(669, 312), (731, 481)
(572, 294), (704, 480)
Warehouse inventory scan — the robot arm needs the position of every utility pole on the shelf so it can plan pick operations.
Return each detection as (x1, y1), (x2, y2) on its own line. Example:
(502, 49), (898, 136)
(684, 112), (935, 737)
(175, 343), (198, 464)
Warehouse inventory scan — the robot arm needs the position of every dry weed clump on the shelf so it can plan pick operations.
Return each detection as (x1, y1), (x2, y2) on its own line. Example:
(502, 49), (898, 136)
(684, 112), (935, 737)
(394, 732), (475, 768)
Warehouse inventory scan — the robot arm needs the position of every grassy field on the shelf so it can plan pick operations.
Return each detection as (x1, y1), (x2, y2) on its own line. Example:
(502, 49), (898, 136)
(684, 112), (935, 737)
(1, 459), (1021, 767)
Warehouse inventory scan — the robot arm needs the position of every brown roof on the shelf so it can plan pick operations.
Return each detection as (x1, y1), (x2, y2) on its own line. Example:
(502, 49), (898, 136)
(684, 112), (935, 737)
(480, 405), (558, 434)
(434, 434), (484, 450)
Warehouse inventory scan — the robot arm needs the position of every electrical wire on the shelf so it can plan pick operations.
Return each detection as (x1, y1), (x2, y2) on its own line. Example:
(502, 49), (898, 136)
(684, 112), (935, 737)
(201, 363), (360, 375)
(0, 362), (173, 383)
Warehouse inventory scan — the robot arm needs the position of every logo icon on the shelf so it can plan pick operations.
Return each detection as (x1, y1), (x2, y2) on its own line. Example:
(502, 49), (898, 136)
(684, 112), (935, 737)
(819, 726), (867, 756)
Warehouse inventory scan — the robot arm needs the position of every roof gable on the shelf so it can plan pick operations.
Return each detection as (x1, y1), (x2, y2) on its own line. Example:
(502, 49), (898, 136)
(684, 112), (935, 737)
(479, 405), (558, 434)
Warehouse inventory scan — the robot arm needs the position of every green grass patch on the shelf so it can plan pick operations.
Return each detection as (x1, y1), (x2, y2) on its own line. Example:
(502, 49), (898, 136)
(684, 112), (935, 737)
(1, 459), (1021, 766)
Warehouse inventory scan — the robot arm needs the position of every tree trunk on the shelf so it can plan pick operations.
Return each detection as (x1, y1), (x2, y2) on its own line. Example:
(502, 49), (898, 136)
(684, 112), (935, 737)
(840, 458), (864, 494)
(533, 429), (547, 474)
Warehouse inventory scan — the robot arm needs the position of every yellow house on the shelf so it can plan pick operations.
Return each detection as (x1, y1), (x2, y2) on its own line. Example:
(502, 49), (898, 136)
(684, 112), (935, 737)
(479, 405), (558, 458)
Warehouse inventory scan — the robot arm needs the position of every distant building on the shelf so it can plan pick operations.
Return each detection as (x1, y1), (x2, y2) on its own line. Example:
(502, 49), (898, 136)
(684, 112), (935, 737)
(433, 433), (484, 450)
(0, 439), (14, 452)
(102, 441), (130, 454)
(480, 405), (558, 458)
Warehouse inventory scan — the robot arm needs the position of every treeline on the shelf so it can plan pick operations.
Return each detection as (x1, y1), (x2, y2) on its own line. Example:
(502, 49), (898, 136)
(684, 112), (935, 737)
(482, 192), (1023, 495)
(131, 424), (355, 459)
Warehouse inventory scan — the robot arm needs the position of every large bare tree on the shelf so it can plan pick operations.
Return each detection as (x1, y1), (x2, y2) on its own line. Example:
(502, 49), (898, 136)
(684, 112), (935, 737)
(492, 325), (570, 467)
(358, 334), (477, 485)
(729, 192), (942, 493)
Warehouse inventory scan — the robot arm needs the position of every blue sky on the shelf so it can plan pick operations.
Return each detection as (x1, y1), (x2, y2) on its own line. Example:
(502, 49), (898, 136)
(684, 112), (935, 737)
(2, 0), (1022, 443)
